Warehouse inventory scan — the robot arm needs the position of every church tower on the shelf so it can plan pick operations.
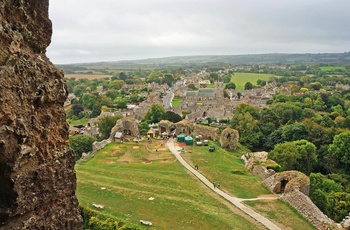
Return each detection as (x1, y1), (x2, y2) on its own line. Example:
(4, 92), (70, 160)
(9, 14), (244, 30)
(214, 82), (224, 99)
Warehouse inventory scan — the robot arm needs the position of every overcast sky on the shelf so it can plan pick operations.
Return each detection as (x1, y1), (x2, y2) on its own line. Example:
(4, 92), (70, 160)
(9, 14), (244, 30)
(47, 0), (350, 64)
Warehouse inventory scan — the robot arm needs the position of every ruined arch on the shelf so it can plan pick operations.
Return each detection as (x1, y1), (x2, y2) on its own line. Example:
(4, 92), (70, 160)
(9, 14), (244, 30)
(219, 128), (239, 150)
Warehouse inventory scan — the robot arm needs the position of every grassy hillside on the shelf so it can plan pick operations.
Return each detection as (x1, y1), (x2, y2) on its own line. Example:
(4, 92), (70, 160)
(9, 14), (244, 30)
(76, 141), (262, 229)
(76, 140), (316, 229)
(181, 141), (315, 230)
(117, 53), (350, 65)
(244, 200), (316, 230)
(181, 141), (269, 198)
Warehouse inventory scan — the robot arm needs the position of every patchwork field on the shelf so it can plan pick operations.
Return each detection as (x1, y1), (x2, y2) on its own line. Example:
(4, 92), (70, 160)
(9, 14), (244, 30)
(231, 72), (278, 90)
(320, 66), (346, 71)
(64, 74), (112, 79)
(76, 139), (315, 229)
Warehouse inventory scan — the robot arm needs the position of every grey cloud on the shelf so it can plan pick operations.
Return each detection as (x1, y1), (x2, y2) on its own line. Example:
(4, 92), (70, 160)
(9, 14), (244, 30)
(47, 0), (350, 64)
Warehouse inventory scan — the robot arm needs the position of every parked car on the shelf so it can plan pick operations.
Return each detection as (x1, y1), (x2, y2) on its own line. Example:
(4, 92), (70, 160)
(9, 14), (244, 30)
(209, 146), (215, 152)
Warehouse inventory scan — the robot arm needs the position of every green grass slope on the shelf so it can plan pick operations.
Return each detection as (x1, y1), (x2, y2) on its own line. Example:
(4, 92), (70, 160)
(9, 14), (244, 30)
(181, 141), (269, 198)
(76, 140), (317, 229)
(244, 200), (316, 230)
(76, 141), (261, 229)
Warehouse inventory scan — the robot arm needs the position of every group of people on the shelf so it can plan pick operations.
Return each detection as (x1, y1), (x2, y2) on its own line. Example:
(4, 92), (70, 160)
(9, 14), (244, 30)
(213, 181), (220, 189)
(194, 164), (221, 189)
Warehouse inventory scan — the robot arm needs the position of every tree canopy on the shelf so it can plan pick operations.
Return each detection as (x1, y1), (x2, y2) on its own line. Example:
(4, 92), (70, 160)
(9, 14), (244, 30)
(98, 115), (123, 140)
(162, 111), (182, 123)
(244, 82), (253, 90)
(225, 82), (236, 89)
(69, 135), (96, 160)
(269, 139), (317, 174)
(329, 132), (350, 166)
(144, 104), (166, 123)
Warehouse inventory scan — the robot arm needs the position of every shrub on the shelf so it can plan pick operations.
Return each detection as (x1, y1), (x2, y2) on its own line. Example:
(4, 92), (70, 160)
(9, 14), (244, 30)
(267, 164), (282, 172)
(80, 206), (141, 230)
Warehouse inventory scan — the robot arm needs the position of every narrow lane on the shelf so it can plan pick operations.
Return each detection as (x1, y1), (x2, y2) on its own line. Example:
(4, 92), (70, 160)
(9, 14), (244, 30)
(167, 139), (281, 230)
(163, 89), (174, 109)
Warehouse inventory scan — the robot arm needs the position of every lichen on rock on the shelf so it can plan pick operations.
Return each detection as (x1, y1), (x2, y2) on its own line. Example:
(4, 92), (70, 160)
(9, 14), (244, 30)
(0, 1), (82, 229)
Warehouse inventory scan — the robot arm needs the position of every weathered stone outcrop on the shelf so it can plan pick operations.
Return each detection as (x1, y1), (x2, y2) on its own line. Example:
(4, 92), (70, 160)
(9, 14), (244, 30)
(219, 128), (239, 150)
(341, 213), (350, 230)
(158, 120), (176, 134)
(174, 120), (194, 136)
(0, 1), (82, 229)
(192, 125), (218, 141)
(158, 120), (219, 140)
(109, 118), (140, 140)
(159, 119), (194, 136)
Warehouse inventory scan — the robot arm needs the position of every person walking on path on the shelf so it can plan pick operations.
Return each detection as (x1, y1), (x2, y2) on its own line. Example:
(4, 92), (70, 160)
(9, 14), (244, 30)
(213, 182), (216, 189)
(194, 164), (198, 170)
(166, 138), (281, 230)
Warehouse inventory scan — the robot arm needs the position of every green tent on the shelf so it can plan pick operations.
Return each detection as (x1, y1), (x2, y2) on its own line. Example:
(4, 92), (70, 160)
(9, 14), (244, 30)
(185, 136), (193, 146)
(177, 134), (185, 142)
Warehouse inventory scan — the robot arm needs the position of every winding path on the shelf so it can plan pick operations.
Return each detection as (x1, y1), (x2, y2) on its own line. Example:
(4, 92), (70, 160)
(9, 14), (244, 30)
(166, 139), (281, 230)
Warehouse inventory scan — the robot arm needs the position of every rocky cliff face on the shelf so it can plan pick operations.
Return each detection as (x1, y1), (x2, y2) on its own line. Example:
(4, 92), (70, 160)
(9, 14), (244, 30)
(0, 1), (82, 229)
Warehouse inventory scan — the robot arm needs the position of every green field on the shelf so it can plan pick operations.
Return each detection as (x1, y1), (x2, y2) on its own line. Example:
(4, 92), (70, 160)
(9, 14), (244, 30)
(76, 140), (315, 229)
(231, 72), (277, 90)
(68, 117), (90, 126)
(204, 84), (215, 88)
(171, 97), (182, 107)
(76, 141), (262, 229)
(320, 66), (346, 71)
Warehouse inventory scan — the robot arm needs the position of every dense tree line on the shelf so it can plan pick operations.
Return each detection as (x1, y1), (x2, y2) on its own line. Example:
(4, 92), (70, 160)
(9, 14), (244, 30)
(226, 63), (350, 221)
(230, 99), (350, 221)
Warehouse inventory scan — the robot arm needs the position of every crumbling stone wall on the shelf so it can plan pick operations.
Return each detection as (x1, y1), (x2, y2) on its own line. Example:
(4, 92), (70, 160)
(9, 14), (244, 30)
(262, 170), (310, 195)
(158, 120), (173, 134)
(175, 120), (194, 136)
(192, 124), (218, 141)
(219, 128), (239, 150)
(243, 153), (338, 230)
(281, 191), (335, 229)
(0, 1), (82, 228)
(242, 152), (276, 180)
(92, 139), (112, 153)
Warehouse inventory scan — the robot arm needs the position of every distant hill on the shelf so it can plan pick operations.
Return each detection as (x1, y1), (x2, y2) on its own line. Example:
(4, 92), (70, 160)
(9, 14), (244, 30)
(57, 52), (350, 73)
(117, 52), (350, 65)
